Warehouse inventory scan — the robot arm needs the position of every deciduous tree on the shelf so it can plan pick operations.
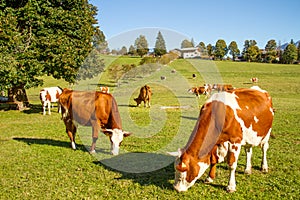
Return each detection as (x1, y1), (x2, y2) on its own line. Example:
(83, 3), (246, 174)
(228, 41), (240, 61)
(181, 39), (193, 48)
(0, 0), (104, 109)
(214, 39), (227, 60)
(135, 35), (149, 57)
(282, 43), (297, 64)
(265, 39), (277, 63)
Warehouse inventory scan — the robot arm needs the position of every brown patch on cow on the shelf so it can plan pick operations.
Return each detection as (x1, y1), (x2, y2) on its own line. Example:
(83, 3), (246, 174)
(46, 91), (51, 101)
(55, 90), (60, 99)
(227, 152), (236, 166)
(232, 145), (238, 151)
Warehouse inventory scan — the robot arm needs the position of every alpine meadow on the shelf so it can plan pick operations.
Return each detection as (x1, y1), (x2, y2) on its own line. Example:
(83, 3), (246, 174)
(0, 56), (300, 199)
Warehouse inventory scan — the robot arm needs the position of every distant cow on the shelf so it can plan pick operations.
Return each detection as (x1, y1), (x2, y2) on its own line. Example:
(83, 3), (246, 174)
(58, 89), (131, 155)
(134, 85), (152, 107)
(250, 77), (259, 83)
(213, 84), (234, 92)
(173, 86), (274, 192)
(188, 86), (206, 98)
(188, 84), (212, 98)
(99, 86), (109, 93)
(39, 86), (62, 115)
(192, 74), (196, 79)
(161, 76), (166, 80)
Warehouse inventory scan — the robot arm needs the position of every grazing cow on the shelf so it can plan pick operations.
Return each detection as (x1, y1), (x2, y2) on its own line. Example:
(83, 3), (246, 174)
(250, 77), (259, 83)
(134, 85), (152, 107)
(188, 86), (206, 98)
(213, 84), (234, 92)
(58, 88), (131, 155)
(188, 84), (212, 98)
(39, 86), (62, 115)
(192, 74), (196, 79)
(173, 86), (274, 192)
(161, 76), (167, 80)
(99, 86), (109, 93)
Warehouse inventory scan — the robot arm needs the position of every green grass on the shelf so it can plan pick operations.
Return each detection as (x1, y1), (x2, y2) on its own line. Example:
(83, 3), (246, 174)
(0, 57), (300, 199)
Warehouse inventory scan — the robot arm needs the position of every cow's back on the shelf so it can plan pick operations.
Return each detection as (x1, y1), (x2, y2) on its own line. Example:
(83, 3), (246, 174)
(59, 89), (121, 129)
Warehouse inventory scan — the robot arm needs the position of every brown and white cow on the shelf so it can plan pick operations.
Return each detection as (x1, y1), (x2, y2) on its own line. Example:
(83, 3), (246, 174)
(188, 84), (212, 98)
(134, 85), (152, 107)
(250, 77), (259, 83)
(58, 88), (131, 155)
(212, 84), (234, 92)
(173, 86), (274, 192)
(39, 86), (62, 115)
(99, 86), (109, 93)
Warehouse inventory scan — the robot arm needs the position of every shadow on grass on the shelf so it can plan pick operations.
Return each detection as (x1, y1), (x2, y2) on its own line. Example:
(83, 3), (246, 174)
(22, 104), (43, 114)
(93, 152), (175, 190)
(13, 137), (87, 152)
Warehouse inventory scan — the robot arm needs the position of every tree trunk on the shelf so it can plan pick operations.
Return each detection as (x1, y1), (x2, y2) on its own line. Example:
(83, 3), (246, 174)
(7, 85), (29, 110)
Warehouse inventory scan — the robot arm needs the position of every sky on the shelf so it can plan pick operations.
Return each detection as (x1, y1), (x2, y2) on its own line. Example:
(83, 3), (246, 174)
(88, 0), (300, 51)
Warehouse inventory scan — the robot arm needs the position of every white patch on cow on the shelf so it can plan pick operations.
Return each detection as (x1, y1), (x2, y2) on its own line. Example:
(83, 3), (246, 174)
(206, 92), (241, 111)
(245, 106), (249, 109)
(71, 141), (76, 150)
(208, 91), (264, 146)
(110, 129), (124, 155)
(251, 86), (266, 93)
(216, 142), (229, 163)
(270, 107), (274, 116)
(174, 162), (209, 192)
(254, 116), (259, 123)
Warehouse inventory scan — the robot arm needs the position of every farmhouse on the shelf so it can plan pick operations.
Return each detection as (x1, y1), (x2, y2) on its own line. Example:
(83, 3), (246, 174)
(174, 47), (202, 59)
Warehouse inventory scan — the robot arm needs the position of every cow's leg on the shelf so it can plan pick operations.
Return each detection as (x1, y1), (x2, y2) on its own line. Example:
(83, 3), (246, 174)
(66, 124), (76, 150)
(90, 123), (100, 154)
(244, 145), (252, 174)
(64, 119), (77, 149)
(42, 102), (46, 115)
(261, 141), (269, 173)
(226, 143), (241, 193)
(204, 163), (217, 184)
(57, 102), (61, 113)
(47, 102), (51, 115)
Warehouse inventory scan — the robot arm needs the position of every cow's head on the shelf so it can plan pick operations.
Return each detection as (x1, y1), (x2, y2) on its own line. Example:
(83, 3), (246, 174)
(134, 98), (142, 106)
(103, 128), (132, 155)
(172, 149), (210, 192)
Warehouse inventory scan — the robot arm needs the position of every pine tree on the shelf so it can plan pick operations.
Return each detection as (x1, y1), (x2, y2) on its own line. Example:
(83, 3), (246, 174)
(154, 31), (167, 56)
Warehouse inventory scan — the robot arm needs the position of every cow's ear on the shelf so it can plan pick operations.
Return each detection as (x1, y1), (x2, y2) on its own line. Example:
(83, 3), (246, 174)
(102, 129), (113, 136)
(123, 131), (132, 137)
(167, 148), (183, 157)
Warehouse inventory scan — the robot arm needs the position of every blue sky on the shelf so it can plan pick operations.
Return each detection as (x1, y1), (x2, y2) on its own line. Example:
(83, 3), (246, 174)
(89, 0), (299, 51)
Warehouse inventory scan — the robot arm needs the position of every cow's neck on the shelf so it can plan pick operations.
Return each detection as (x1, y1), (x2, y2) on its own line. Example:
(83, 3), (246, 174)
(185, 102), (226, 160)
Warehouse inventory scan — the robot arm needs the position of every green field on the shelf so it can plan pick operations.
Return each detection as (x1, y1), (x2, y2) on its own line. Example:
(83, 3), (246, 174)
(0, 57), (300, 199)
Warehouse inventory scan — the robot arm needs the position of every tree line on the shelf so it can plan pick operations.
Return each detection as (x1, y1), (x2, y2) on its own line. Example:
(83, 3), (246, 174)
(111, 34), (300, 65)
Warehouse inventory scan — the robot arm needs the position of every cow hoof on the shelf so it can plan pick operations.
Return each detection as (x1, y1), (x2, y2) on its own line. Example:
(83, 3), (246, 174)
(89, 150), (96, 154)
(226, 187), (236, 193)
(204, 177), (214, 184)
(261, 167), (268, 173)
(71, 142), (76, 150)
(244, 169), (252, 174)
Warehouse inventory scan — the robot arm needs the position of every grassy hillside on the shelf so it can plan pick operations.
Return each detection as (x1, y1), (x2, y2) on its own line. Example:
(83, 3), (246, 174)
(0, 57), (299, 199)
